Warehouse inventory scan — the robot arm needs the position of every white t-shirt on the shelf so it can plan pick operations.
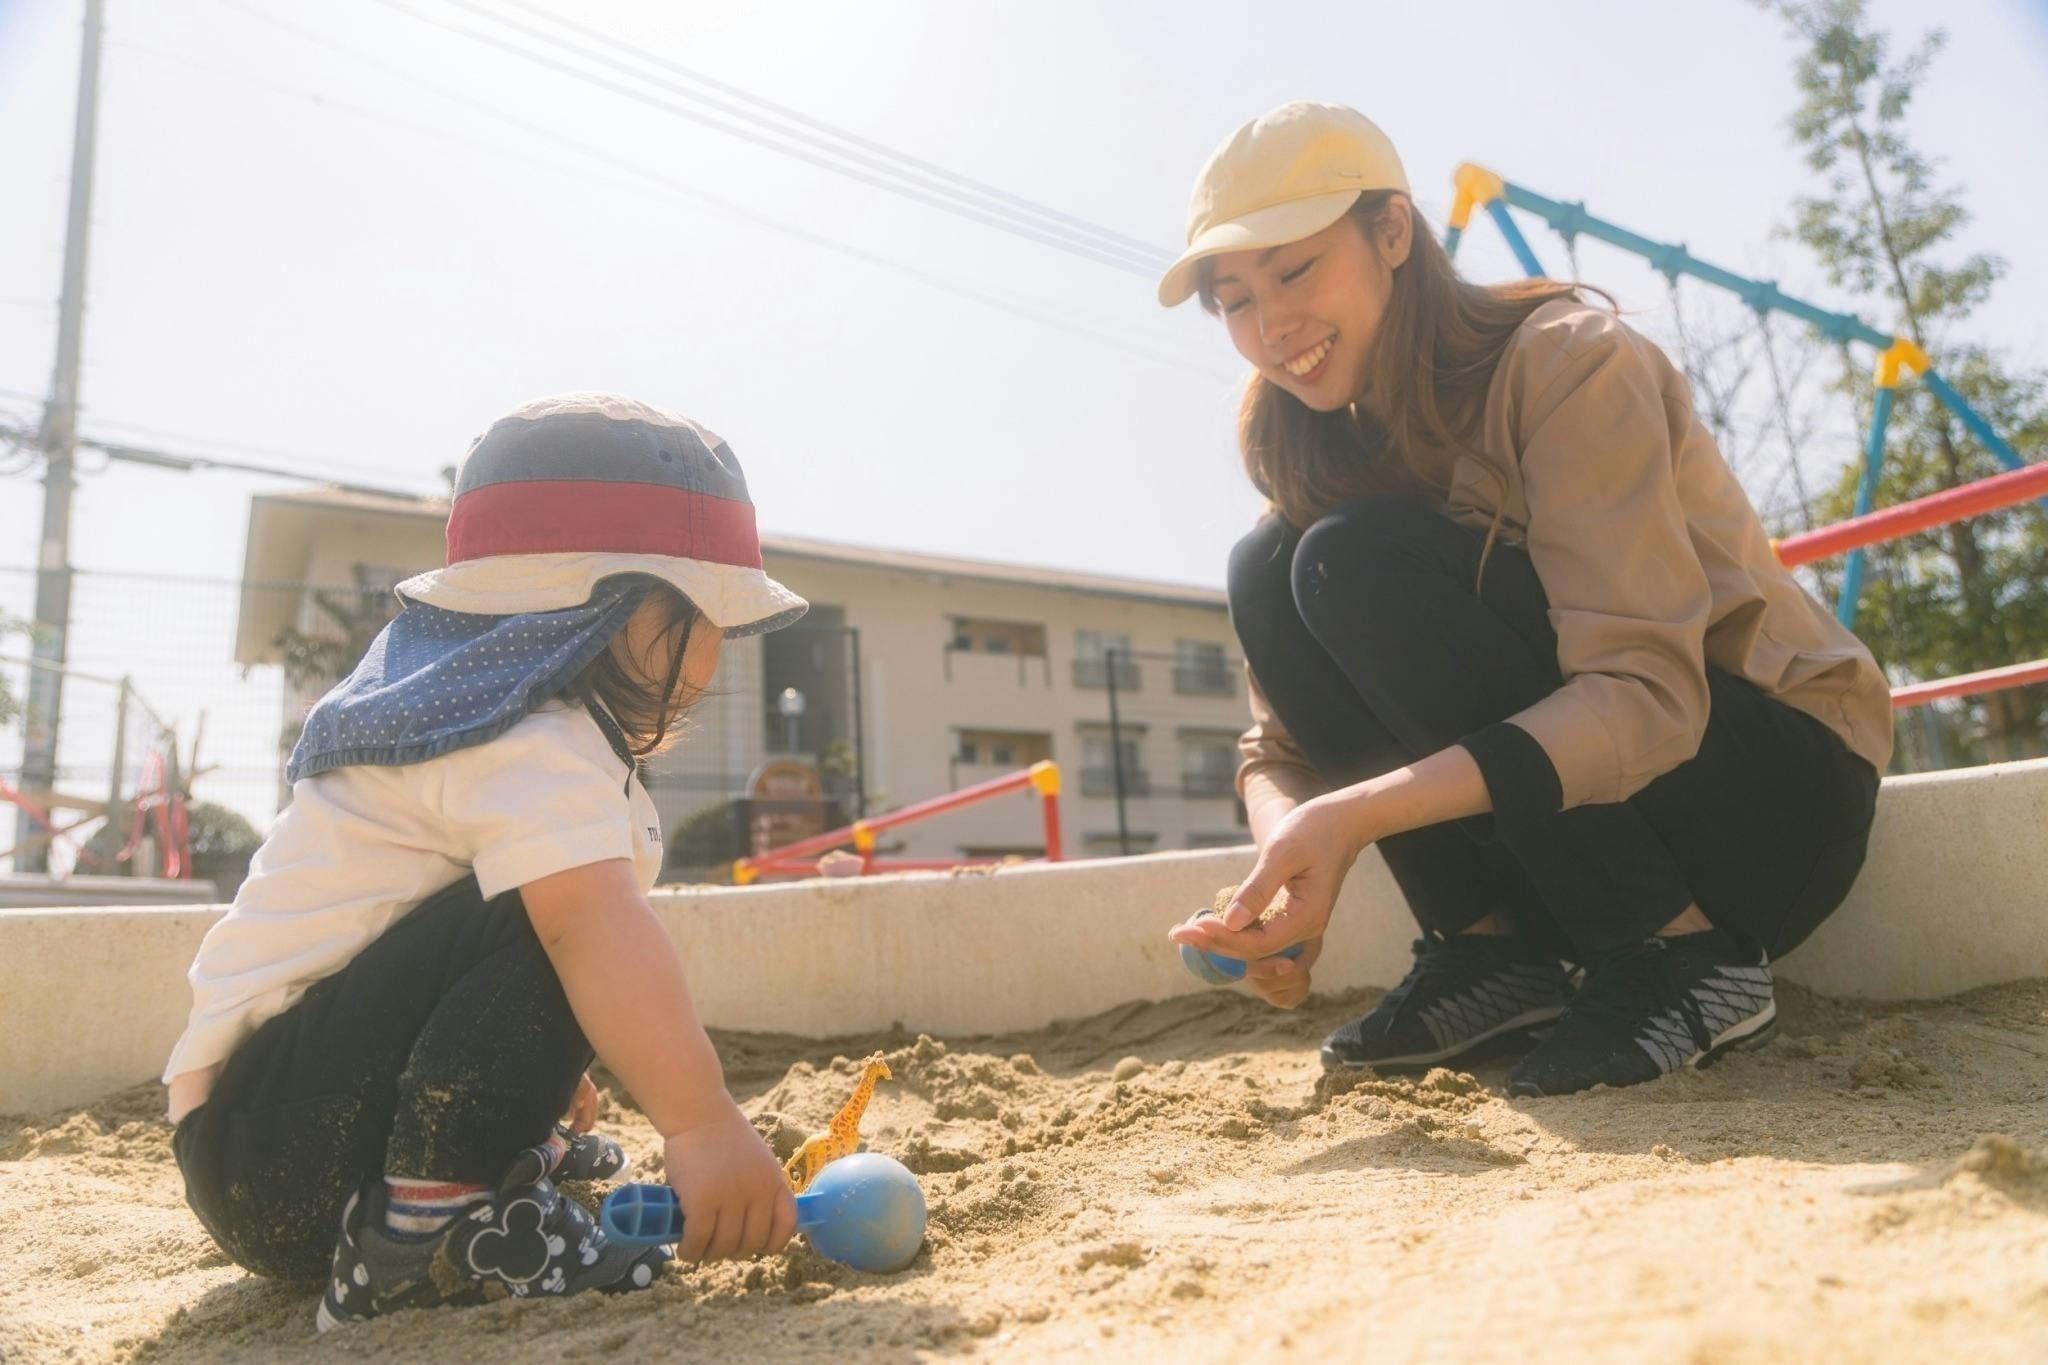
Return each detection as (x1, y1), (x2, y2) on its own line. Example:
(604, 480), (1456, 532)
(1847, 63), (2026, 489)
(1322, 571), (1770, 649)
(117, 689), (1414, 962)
(162, 702), (664, 1086)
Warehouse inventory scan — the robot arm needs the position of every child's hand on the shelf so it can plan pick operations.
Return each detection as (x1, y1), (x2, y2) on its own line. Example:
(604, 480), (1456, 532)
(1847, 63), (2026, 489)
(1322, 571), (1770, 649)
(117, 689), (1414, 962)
(662, 1105), (798, 1262)
(565, 1072), (600, 1134)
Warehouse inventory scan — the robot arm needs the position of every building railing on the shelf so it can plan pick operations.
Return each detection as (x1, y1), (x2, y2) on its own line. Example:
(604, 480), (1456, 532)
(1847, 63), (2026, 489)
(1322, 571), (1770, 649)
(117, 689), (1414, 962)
(1072, 657), (1140, 690)
(1171, 663), (1234, 696)
(1081, 766), (1150, 797)
(733, 761), (1062, 884)
(1179, 771), (1235, 799)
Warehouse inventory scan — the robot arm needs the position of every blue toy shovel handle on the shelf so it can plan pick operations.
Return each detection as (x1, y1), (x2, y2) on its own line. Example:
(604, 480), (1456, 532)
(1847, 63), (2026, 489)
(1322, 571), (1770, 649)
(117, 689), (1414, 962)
(601, 1183), (820, 1248)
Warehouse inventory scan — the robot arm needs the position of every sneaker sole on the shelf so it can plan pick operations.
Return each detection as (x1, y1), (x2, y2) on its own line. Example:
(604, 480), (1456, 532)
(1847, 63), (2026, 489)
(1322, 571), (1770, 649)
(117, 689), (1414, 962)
(1692, 999), (1778, 1070)
(1505, 999), (1778, 1098)
(1320, 1003), (1567, 1073)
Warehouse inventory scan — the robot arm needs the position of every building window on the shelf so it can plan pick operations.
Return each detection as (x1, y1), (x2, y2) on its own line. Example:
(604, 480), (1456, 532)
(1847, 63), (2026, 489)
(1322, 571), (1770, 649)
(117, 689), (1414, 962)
(960, 844), (1046, 860)
(1186, 832), (1251, 849)
(952, 729), (1052, 785)
(1172, 639), (1233, 696)
(1179, 731), (1238, 799)
(949, 617), (1046, 657)
(1082, 831), (1158, 856)
(1079, 729), (1149, 797)
(1073, 629), (1139, 689)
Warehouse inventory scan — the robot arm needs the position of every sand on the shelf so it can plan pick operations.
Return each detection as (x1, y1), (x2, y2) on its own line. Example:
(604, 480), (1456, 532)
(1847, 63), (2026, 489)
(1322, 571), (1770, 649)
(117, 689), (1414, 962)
(5, 978), (2048, 1363)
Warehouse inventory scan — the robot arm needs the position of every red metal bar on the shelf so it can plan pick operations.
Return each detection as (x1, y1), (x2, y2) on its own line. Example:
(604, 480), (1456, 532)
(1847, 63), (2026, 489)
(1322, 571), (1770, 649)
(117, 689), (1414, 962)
(734, 762), (1061, 884)
(857, 766), (1040, 835)
(1891, 657), (2048, 710)
(1040, 789), (1063, 863)
(1777, 460), (2048, 567)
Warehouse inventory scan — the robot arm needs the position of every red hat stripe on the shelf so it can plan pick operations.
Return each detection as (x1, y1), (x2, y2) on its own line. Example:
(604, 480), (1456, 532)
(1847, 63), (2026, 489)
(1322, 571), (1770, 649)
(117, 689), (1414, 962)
(446, 480), (764, 569)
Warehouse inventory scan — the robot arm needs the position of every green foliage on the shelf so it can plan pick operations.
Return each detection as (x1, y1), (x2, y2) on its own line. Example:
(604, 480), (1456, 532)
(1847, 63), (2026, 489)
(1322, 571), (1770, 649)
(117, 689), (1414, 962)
(666, 800), (743, 878)
(0, 611), (23, 728)
(82, 798), (264, 898)
(1766, 0), (2048, 755)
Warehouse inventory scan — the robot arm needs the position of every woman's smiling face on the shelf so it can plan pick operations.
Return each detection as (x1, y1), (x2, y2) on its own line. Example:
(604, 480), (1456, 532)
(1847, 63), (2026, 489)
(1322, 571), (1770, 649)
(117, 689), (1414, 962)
(1206, 198), (1413, 413)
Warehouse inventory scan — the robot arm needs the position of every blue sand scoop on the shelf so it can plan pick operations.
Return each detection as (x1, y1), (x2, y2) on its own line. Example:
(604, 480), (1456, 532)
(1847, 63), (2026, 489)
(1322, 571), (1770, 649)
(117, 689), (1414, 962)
(600, 1152), (927, 1273)
(1178, 906), (1305, 985)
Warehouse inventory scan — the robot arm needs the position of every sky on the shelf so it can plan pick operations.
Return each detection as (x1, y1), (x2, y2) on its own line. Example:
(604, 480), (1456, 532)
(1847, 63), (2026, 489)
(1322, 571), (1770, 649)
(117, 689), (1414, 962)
(1, 0), (2046, 836)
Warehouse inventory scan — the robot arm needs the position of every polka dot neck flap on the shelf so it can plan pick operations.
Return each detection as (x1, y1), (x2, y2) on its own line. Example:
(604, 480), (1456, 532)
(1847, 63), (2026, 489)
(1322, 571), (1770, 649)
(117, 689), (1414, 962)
(286, 576), (650, 783)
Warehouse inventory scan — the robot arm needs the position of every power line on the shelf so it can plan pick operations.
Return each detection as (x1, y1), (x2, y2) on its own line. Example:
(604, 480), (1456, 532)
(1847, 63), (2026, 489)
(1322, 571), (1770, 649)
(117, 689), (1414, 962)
(148, 14), (1234, 385)
(364, 0), (1171, 278)
(472, 0), (1171, 267)
(0, 420), (435, 500)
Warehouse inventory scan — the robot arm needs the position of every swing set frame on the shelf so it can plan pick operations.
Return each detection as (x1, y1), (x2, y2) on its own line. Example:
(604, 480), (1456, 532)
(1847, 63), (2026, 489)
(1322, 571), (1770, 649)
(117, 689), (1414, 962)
(1443, 162), (2048, 716)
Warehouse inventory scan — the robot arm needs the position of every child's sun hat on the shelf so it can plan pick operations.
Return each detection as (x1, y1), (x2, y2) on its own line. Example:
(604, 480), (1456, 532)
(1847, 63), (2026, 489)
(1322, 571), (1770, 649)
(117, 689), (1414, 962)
(1156, 101), (1409, 308)
(395, 391), (806, 634)
(287, 393), (806, 782)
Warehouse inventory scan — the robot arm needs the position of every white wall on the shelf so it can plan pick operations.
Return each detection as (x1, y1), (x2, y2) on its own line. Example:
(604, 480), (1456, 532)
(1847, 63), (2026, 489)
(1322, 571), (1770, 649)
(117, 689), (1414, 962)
(5, 759), (2045, 1116)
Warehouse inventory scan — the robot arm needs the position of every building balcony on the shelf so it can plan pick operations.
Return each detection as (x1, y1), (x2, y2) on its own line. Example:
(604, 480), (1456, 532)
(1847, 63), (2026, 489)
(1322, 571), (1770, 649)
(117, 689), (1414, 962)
(1080, 766), (1151, 797)
(1072, 657), (1141, 690)
(943, 647), (1052, 690)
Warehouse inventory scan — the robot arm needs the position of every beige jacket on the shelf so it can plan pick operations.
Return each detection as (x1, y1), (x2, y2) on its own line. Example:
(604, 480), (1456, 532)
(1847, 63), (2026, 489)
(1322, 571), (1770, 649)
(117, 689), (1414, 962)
(1239, 299), (1894, 817)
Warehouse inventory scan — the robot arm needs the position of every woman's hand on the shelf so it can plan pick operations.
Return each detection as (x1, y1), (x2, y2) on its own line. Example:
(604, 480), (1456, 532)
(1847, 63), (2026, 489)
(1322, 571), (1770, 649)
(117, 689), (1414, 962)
(662, 1104), (799, 1262)
(565, 1071), (601, 1134)
(1168, 792), (1376, 1002)
(1244, 932), (1323, 1009)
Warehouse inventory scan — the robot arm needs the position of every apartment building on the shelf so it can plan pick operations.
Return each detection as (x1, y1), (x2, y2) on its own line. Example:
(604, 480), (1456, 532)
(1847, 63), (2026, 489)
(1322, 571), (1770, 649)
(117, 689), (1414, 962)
(233, 489), (1253, 869)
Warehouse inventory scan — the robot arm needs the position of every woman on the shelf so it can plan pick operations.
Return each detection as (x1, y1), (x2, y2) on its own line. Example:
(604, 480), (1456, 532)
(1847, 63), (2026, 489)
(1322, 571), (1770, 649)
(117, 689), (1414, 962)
(1160, 103), (1892, 1097)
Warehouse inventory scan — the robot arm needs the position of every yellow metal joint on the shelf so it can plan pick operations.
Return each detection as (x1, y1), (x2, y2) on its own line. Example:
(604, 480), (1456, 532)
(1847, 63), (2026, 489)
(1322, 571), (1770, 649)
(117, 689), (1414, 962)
(1873, 337), (1930, 389)
(1448, 162), (1506, 229)
(852, 822), (877, 853)
(1027, 759), (1061, 797)
(730, 859), (758, 886)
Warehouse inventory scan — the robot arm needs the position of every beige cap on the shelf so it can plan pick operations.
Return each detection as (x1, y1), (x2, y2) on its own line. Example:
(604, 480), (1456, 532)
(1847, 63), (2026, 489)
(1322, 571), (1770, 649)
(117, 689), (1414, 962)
(1157, 102), (1409, 307)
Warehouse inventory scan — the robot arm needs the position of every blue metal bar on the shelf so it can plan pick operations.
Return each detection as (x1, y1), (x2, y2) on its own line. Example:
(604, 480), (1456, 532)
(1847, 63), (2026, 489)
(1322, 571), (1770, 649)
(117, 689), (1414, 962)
(1443, 222), (1464, 259)
(1837, 386), (1897, 629)
(1498, 181), (1889, 349)
(1485, 199), (1546, 278)
(1920, 369), (2025, 474)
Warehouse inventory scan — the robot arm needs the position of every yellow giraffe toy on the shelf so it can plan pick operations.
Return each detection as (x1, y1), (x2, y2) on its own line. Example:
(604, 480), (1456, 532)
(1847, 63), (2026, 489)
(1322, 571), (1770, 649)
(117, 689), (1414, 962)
(783, 1054), (892, 1193)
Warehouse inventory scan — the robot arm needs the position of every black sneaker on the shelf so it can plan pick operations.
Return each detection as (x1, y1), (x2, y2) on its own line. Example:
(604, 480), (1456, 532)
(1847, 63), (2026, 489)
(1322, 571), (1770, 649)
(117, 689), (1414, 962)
(1504, 929), (1776, 1098)
(315, 1169), (669, 1333)
(1320, 930), (1570, 1070)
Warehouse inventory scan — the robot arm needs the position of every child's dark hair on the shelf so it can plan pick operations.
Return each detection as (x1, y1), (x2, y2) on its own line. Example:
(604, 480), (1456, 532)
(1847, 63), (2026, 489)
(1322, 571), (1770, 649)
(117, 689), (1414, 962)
(560, 582), (705, 757)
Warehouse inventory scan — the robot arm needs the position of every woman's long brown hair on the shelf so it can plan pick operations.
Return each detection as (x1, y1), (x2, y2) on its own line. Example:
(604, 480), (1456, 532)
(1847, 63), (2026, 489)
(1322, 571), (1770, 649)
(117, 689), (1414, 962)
(1202, 191), (1595, 529)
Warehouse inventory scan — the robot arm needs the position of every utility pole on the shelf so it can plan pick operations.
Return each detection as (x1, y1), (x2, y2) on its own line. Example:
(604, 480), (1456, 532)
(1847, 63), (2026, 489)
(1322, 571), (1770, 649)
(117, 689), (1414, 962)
(16, 0), (105, 873)
(1105, 647), (1129, 856)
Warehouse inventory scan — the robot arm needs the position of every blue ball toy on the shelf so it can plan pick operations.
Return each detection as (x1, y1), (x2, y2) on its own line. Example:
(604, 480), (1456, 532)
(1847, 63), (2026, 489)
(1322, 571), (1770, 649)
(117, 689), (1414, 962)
(601, 1152), (927, 1274)
(1177, 906), (1305, 985)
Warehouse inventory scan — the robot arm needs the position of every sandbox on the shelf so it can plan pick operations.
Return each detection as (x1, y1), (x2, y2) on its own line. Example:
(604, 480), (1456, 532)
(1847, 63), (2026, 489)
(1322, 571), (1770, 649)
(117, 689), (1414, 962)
(2, 759), (2046, 1361)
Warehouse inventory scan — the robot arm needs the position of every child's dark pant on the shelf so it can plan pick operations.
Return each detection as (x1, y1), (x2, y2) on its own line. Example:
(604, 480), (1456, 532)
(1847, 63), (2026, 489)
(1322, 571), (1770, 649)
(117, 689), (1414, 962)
(172, 876), (589, 1279)
(1227, 495), (1881, 962)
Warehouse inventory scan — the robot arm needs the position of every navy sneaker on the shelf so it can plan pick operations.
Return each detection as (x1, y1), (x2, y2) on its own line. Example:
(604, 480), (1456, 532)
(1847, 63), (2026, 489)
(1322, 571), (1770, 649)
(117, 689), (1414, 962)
(1320, 930), (1570, 1070)
(553, 1125), (632, 1182)
(315, 1169), (668, 1333)
(1505, 929), (1776, 1098)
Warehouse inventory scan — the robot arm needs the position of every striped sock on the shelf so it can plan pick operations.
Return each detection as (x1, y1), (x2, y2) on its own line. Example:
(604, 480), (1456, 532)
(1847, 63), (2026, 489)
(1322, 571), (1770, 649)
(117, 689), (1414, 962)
(383, 1176), (489, 1241)
(542, 1131), (568, 1174)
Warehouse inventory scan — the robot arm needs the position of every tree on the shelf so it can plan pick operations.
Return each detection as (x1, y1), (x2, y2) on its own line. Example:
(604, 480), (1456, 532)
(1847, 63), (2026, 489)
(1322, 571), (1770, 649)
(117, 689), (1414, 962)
(1767, 0), (2048, 760)
(0, 611), (26, 729)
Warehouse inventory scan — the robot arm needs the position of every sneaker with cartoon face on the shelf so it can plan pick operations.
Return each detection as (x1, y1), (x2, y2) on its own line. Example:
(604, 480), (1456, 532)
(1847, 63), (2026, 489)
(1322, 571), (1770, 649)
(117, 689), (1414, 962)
(315, 1170), (668, 1332)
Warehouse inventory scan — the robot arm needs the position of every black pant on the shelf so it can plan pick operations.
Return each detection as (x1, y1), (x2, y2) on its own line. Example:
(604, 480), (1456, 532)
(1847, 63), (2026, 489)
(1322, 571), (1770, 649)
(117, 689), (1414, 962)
(1227, 495), (1880, 962)
(172, 877), (590, 1279)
